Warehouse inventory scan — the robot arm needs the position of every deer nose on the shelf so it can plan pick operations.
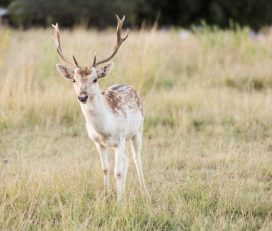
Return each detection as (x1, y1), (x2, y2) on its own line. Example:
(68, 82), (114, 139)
(78, 95), (88, 103)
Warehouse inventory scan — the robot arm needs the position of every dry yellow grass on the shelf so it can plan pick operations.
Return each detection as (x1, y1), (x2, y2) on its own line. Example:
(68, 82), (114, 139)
(0, 27), (272, 230)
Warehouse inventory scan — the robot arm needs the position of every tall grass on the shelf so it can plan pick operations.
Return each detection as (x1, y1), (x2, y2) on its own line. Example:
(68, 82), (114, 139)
(0, 27), (272, 230)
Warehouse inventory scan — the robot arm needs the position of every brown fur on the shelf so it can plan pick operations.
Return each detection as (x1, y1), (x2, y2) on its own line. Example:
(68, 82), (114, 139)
(102, 85), (143, 116)
(77, 67), (91, 76)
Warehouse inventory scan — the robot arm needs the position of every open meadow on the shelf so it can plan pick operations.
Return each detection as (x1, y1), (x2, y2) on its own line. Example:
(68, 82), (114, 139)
(0, 27), (272, 230)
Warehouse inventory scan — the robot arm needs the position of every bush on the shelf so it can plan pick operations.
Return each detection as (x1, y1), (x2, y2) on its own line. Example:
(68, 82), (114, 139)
(6, 0), (272, 30)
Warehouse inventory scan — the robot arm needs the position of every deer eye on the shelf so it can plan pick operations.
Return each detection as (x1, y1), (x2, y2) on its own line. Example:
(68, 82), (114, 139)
(93, 78), (98, 83)
(72, 79), (76, 83)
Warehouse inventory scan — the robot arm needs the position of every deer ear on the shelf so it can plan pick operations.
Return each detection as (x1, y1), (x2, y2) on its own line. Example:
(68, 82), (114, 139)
(56, 64), (74, 79)
(96, 62), (113, 79)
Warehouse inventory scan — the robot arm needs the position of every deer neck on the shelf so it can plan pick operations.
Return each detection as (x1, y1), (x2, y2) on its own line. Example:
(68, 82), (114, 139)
(80, 89), (111, 132)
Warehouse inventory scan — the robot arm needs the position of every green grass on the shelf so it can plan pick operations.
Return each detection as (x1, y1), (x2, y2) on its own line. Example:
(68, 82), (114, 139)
(0, 27), (272, 230)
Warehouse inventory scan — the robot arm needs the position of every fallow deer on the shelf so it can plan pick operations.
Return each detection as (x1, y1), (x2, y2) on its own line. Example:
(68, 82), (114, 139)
(52, 15), (149, 202)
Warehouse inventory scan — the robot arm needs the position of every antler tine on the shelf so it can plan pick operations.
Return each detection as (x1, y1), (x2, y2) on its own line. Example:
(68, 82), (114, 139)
(92, 53), (97, 66)
(92, 15), (129, 67)
(52, 23), (80, 67)
(116, 15), (129, 45)
(73, 55), (79, 67)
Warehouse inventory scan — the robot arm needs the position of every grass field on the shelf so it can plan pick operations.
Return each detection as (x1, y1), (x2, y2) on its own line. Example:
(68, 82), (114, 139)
(0, 26), (272, 230)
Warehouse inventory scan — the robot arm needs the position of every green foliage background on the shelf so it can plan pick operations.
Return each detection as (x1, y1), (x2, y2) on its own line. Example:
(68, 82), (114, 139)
(0, 0), (272, 29)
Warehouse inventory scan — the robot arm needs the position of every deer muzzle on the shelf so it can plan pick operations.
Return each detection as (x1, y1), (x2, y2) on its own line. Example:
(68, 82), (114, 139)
(78, 94), (88, 103)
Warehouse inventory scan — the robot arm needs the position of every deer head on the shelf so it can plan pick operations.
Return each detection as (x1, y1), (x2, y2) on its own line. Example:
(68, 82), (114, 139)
(52, 15), (129, 104)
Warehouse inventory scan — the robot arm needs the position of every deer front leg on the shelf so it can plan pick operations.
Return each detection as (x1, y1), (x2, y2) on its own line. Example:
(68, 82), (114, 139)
(113, 139), (126, 202)
(95, 142), (110, 193)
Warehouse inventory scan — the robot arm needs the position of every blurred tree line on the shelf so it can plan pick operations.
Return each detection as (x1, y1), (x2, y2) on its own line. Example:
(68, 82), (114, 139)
(0, 0), (272, 30)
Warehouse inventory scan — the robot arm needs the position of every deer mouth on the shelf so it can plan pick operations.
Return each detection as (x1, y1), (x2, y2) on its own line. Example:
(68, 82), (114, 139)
(79, 99), (87, 104)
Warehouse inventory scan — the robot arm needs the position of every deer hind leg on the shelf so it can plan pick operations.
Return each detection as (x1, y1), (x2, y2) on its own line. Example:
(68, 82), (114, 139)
(130, 133), (150, 199)
(113, 139), (126, 202)
(95, 143), (110, 193)
(122, 152), (129, 195)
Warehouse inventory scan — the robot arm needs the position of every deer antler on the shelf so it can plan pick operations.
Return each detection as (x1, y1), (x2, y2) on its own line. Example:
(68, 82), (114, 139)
(92, 15), (129, 67)
(52, 23), (80, 67)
